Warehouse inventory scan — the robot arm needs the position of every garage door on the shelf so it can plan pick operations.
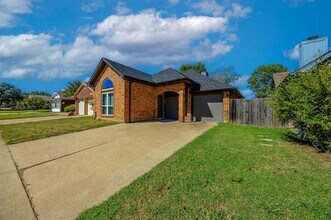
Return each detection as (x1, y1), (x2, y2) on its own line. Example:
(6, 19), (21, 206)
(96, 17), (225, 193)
(193, 94), (223, 122)
(87, 102), (93, 116)
(79, 101), (85, 115)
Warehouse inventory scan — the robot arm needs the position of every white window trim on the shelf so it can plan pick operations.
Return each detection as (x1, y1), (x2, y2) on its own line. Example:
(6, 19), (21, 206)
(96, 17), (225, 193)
(102, 92), (114, 116)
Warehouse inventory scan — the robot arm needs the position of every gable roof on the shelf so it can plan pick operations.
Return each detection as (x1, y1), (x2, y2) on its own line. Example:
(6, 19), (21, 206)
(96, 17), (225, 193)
(182, 69), (234, 92)
(73, 82), (94, 97)
(273, 72), (289, 88)
(88, 58), (242, 96)
(152, 68), (187, 84)
(50, 90), (74, 101)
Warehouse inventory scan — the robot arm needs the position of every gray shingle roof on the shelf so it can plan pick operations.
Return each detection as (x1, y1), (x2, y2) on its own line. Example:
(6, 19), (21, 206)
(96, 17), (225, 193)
(89, 58), (239, 94)
(152, 68), (186, 84)
(103, 58), (154, 83)
(182, 69), (234, 92)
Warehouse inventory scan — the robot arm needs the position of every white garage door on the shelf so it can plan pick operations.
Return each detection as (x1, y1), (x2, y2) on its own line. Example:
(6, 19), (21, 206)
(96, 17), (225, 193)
(79, 101), (85, 115)
(87, 102), (93, 116)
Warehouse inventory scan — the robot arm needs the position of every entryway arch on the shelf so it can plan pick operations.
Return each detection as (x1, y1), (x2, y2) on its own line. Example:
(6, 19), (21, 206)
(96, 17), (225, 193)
(158, 91), (179, 120)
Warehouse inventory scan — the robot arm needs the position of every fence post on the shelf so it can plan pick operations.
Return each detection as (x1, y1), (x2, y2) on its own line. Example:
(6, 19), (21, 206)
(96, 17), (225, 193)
(223, 91), (230, 123)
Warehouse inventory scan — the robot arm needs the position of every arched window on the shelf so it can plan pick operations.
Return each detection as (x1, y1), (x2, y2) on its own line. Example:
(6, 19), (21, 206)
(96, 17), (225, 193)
(102, 78), (113, 90)
(101, 78), (114, 115)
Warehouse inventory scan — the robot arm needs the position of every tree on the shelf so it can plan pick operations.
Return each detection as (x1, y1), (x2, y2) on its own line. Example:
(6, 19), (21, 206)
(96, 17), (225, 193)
(0, 83), (24, 108)
(248, 64), (287, 98)
(63, 80), (82, 97)
(179, 62), (207, 74)
(270, 62), (331, 151)
(30, 91), (50, 96)
(211, 67), (241, 85)
(18, 96), (49, 110)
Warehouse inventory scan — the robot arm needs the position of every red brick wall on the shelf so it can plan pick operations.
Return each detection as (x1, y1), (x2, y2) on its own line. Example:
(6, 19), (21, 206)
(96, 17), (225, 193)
(92, 66), (192, 123)
(75, 85), (93, 100)
(129, 81), (155, 122)
(93, 66), (126, 122)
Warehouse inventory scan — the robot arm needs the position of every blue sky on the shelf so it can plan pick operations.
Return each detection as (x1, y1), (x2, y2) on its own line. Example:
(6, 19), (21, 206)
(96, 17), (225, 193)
(0, 0), (330, 97)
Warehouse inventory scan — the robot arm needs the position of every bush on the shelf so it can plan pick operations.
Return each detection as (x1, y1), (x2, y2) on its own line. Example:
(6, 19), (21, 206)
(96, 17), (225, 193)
(271, 62), (331, 152)
(64, 104), (75, 113)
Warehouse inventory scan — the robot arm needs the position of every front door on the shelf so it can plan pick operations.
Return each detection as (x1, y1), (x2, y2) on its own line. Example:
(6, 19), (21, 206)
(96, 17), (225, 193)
(157, 95), (163, 118)
(164, 92), (179, 120)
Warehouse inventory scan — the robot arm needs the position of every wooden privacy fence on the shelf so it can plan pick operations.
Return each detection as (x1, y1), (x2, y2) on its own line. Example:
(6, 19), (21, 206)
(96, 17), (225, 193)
(230, 98), (286, 127)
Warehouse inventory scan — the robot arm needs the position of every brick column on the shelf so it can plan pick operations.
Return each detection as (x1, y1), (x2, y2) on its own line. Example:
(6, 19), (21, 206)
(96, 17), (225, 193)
(185, 88), (192, 122)
(178, 90), (185, 122)
(223, 91), (230, 123)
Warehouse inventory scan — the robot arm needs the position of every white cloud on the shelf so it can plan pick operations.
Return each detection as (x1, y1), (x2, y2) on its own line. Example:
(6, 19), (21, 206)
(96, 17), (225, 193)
(283, 44), (300, 61)
(228, 3), (252, 18)
(0, 8), (250, 80)
(231, 75), (250, 87)
(240, 88), (254, 99)
(0, 0), (32, 27)
(169, 0), (180, 5)
(81, 0), (105, 12)
(192, 0), (225, 16)
(192, 1), (252, 18)
(114, 1), (131, 15)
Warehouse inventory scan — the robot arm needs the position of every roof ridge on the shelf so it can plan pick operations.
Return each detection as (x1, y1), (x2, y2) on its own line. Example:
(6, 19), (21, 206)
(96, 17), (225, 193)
(103, 58), (151, 76)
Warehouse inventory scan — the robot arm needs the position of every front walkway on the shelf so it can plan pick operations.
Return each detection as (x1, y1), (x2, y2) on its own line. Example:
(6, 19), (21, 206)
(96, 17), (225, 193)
(2, 121), (215, 219)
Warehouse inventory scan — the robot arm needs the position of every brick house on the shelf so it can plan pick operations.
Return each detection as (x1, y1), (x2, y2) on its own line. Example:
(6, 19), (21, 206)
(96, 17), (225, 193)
(74, 82), (94, 116)
(88, 58), (243, 123)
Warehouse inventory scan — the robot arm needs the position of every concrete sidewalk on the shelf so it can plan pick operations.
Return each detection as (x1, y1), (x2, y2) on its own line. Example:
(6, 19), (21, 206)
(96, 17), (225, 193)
(0, 139), (36, 220)
(0, 115), (85, 125)
(6, 121), (215, 219)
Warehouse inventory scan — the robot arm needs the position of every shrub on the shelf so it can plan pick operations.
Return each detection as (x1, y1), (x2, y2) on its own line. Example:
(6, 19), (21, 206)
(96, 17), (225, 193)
(64, 104), (75, 113)
(270, 62), (331, 152)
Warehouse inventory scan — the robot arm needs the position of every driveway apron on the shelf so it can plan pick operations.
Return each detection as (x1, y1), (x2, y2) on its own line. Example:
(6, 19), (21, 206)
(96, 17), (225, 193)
(7, 121), (215, 220)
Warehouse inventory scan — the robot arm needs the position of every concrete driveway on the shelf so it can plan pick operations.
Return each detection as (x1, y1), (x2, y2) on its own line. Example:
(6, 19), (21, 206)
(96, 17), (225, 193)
(6, 121), (215, 220)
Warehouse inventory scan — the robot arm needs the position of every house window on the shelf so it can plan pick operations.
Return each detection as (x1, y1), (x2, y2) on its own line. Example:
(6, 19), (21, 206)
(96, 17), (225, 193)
(102, 78), (114, 90)
(102, 92), (114, 115)
(101, 78), (114, 115)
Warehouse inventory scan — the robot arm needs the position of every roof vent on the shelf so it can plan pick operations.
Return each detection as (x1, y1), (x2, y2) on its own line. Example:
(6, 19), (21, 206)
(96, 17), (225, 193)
(307, 35), (319, 41)
(201, 71), (208, 77)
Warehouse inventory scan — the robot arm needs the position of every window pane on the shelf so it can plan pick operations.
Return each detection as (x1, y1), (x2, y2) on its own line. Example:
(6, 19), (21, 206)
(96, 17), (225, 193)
(108, 93), (114, 105)
(108, 106), (113, 115)
(102, 94), (107, 105)
(102, 79), (113, 90)
(102, 106), (107, 115)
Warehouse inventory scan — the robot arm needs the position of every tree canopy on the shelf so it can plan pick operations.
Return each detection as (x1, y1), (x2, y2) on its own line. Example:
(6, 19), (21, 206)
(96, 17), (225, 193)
(30, 91), (50, 96)
(271, 62), (331, 151)
(179, 62), (206, 74)
(63, 81), (82, 97)
(248, 64), (287, 98)
(210, 67), (241, 85)
(0, 83), (24, 108)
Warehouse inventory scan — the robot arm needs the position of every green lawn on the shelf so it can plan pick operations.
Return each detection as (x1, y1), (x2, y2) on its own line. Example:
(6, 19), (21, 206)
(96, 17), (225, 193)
(78, 124), (331, 220)
(0, 109), (56, 120)
(0, 117), (118, 144)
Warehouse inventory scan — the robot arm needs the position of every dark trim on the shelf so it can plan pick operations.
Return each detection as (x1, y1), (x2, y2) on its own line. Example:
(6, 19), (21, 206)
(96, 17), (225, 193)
(123, 76), (154, 86)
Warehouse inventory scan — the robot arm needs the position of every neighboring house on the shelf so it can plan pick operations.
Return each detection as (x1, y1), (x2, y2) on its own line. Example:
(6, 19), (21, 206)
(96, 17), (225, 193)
(74, 82), (94, 116)
(88, 58), (243, 123)
(28, 94), (51, 101)
(49, 90), (75, 112)
(274, 36), (330, 87)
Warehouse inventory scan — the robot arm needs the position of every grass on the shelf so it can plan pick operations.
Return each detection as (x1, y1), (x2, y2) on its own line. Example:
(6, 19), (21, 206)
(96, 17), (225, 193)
(78, 123), (331, 220)
(0, 117), (118, 144)
(0, 109), (56, 120)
